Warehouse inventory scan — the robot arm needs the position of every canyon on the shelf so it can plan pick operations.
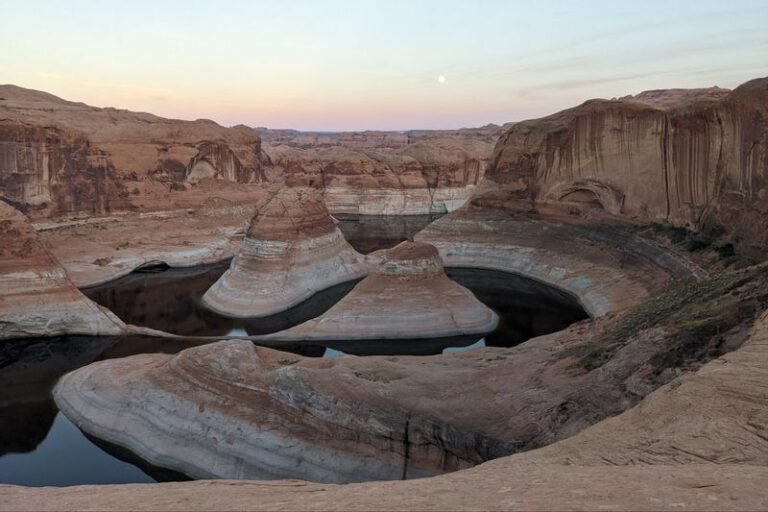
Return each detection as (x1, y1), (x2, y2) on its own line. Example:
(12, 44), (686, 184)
(1, 77), (767, 511)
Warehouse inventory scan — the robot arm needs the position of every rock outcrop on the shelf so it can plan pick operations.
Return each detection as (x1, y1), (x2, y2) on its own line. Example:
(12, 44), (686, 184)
(0, 85), (267, 218)
(54, 340), (442, 483)
(266, 241), (498, 341)
(263, 134), (498, 215)
(202, 187), (367, 318)
(0, 85), (506, 220)
(0, 200), (124, 339)
(415, 208), (704, 317)
(480, 77), (768, 257)
(53, 261), (768, 498)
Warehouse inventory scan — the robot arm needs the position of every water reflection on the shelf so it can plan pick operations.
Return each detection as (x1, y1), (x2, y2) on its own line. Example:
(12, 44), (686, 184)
(1, 233), (588, 486)
(0, 336), (165, 486)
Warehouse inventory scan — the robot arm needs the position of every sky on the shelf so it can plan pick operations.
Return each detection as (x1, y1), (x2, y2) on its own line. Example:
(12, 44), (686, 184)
(1, 0), (766, 131)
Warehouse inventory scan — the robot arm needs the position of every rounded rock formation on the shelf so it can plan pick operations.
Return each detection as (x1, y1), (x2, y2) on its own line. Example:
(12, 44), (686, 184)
(0, 200), (125, 339)
(264, 240), (498, 341)
(201, 187), (367, 318)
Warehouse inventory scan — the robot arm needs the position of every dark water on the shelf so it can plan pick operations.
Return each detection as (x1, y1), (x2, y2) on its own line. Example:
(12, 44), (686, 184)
(0, 219), (587, 487)
(334, 214), (440, 254)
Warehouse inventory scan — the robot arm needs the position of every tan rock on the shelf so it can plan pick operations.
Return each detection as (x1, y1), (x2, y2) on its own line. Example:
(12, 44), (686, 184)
(0, 85), (267, 218)
(264, 136), (495, 215)
(0, 200), (124, 339)
(202, 187), (367, 318)
(415, 208), (704, 316)
(480, 77), (768, 257)
(266, 241), (498, 341)
(49, 270), (768, 508)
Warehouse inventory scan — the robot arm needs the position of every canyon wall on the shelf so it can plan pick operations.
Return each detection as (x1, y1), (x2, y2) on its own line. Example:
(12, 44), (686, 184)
(260, 126), (507, 215)
(0, 85), (505, 219)
(479, 78), (768, 256)
(0, 85), (266, 218)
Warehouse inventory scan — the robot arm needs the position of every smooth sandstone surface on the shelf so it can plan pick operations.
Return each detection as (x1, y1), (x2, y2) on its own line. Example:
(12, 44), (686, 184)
(482, 77), (768, 257)
(266, 241), (498, 341)
(202, 188), (367, 318)
(49, 303), (768, 510)
(0, 200), (124, 339)
(416, 207), (705, 317)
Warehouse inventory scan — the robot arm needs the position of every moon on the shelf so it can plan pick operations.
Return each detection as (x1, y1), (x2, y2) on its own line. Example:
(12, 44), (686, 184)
(437, 75), (446, 84)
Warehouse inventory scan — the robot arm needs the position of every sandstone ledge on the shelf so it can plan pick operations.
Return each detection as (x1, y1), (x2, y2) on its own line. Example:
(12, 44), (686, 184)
(416, 208), (705, 316)
(41, 308), (768, 510)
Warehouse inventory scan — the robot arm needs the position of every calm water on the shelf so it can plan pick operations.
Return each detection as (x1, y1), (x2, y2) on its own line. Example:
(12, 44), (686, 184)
(0, 217), (587, 486)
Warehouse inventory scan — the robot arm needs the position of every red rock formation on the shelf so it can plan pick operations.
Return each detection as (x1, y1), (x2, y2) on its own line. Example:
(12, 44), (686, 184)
(481, 77), (768, 256)
(0, 200), (124, 339)
(0, 85), (267, 217)
(267, 241), (498, 341)
(264, 137), (494, 214)
(202, 187), (367, 318)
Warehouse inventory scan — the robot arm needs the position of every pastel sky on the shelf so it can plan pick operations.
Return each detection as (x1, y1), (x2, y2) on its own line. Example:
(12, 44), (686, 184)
(1, 0), (766, 130)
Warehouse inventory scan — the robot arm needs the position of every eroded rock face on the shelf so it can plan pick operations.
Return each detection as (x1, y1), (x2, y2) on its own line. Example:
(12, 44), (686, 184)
(0, 85), (506, 220)
(482, 77), (768, 256)
(202, 187), (367, 317)
(0, 200), (124, 339)
(263, 136), (497, 215)
(268, 241), (498, 341)
(0, 85), (266, 217)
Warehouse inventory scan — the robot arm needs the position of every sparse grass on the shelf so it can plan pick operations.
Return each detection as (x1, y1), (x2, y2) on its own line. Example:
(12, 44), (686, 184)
(562, 261), (768, 372)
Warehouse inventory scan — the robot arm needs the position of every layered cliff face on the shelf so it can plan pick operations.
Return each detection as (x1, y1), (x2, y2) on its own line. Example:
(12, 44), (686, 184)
(0, 85), (267, 217)
(262, 129), (502, 214)
(0, 200), (124, 339)
(480, 77), (768, 255)
(0, 85), (506, 219)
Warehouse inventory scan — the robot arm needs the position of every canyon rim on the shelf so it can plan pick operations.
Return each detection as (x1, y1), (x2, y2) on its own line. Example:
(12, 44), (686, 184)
(1, 2), (768, 510)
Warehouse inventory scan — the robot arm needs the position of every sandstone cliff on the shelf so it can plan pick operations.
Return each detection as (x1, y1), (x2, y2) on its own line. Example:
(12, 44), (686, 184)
(0, 86), (506, 219)
(260, 126), (506, 214)
(0, 85), (267, 217)
(479, 77), (768, 257)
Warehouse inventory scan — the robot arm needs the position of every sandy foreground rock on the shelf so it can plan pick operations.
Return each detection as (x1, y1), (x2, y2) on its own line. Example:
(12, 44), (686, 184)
(265, 241), (497, 341)
(202, 187), (368, 318)
(0, 200), (124, 339)
(46, 299), (768, 510)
